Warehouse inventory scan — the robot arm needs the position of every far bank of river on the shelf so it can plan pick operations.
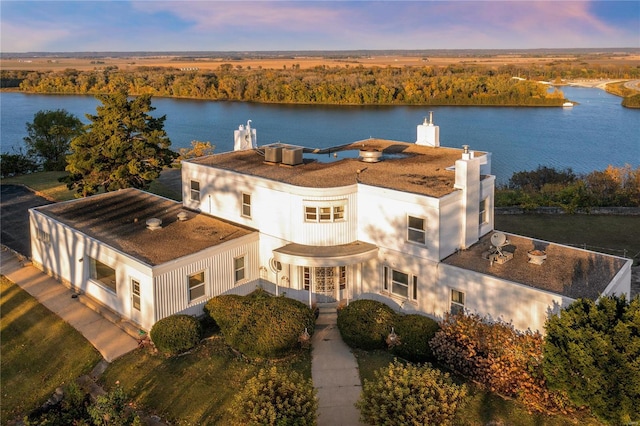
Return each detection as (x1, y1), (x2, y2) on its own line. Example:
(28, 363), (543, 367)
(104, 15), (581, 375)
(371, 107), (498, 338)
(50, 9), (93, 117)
(1, 86), (638, 183)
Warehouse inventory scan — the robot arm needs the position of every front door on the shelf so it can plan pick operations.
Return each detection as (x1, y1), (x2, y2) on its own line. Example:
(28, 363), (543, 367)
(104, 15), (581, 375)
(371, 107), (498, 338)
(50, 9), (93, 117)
(130, 278), (142, 326)
(315, 267), (337, 303)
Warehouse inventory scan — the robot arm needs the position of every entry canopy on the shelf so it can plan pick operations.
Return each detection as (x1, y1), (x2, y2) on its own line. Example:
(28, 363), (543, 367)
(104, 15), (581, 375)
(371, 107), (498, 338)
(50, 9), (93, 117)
(273, 241), (378, 267)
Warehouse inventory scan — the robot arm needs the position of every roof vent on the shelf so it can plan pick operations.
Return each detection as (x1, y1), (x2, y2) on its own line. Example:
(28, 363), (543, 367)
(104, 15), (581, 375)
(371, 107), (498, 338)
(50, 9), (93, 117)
(359, 149), (382, 163)
(177, 211), (188, 221)
(146, 218), (162, 230)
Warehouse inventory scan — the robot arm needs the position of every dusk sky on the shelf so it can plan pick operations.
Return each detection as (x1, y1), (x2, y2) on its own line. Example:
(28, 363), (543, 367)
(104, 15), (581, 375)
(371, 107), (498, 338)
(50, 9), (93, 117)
(1, 1), (638, 53)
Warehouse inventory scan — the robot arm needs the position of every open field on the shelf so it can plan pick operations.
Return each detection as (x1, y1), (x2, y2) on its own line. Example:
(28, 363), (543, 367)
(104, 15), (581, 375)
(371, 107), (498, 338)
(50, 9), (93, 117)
(2, 50), (639, 72)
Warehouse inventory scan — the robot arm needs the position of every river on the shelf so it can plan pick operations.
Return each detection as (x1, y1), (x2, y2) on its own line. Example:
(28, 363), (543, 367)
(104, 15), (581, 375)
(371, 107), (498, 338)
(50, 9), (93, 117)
(1, 87), (638, 183)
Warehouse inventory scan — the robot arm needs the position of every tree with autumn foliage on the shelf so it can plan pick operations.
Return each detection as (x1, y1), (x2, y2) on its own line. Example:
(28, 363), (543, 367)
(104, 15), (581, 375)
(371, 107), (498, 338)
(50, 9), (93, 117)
(64, 91), (176, 197)
(543, 295), (640, 425)
(430, 312), (571, 413)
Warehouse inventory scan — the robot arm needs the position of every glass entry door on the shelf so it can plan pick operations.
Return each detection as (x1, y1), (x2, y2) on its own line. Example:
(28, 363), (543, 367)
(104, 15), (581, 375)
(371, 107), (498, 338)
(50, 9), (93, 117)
(315, 267), (337, 303)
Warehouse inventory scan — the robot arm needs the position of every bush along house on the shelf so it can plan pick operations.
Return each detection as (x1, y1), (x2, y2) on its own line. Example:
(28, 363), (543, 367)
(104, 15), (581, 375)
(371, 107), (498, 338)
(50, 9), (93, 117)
(30, 116), (632, 332)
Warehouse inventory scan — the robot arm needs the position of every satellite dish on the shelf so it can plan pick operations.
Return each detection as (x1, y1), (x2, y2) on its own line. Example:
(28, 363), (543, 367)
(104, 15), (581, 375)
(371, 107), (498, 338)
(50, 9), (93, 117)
(491, 232), (508, 248)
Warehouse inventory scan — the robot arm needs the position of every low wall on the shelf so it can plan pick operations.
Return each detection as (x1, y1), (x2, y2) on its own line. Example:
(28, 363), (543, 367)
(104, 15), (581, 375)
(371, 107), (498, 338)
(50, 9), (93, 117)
(496, 207), (640, 215)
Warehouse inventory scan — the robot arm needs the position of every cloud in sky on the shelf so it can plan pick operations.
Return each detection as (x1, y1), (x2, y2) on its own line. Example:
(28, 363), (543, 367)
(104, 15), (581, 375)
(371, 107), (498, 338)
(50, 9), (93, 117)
(1, 1), (638, 52)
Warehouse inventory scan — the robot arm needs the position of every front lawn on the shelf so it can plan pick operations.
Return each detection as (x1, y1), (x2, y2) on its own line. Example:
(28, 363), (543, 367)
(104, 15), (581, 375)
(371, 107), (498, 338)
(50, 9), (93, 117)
(0, 276), (102, 424)
(100, 338), (312, 425)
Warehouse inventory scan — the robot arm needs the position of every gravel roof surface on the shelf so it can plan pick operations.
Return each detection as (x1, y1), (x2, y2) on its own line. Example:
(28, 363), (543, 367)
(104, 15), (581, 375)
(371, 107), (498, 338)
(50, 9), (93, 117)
(34, 188), (255, 266)
(442, 232), (628, 300)
(189, 139), (489, 198)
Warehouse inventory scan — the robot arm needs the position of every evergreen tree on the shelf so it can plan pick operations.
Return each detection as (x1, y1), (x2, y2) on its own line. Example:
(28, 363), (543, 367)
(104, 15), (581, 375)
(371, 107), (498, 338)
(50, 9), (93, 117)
(23, 109), (83, 171)
(543, 295), (640, 425)
(65, 91), (176, 197)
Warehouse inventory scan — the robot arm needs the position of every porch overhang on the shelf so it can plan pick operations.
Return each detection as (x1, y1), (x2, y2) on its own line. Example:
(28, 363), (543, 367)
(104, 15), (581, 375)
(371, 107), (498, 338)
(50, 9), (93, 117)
(273, 241), (378, 267)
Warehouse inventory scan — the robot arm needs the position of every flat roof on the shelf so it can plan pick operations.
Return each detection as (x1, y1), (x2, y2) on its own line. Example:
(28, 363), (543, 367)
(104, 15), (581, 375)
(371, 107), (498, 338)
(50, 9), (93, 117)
(189, 139), (487, 198)
(33, 188), (255, 266)
(442, 232), (628, 300)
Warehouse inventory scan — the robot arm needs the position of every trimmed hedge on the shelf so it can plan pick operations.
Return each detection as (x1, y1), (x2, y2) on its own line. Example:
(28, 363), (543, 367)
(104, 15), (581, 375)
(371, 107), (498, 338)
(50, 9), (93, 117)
(205, 289), (315, 359)
(230, 366), (318, 426)
(337, 300), (440, 361)
(150, 314), (202, 355)
(336, 299), (396, 350)
(391, 313), (440, 363)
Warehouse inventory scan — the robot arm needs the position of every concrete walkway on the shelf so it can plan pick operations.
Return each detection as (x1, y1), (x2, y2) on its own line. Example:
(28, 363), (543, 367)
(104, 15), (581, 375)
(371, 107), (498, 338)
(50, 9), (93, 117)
(1, 247), (139, 362)
(312, 305), (366, 426)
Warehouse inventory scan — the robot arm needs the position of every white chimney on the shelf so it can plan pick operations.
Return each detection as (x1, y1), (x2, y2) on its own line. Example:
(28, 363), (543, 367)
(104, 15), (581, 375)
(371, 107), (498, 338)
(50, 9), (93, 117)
(234, 120), (257, 151)
(416, 112), (440, 147)
(454, 147), (481, 249)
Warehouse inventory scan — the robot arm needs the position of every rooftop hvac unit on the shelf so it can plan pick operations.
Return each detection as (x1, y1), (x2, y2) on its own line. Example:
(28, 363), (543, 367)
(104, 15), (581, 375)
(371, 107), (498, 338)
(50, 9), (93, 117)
(264, 145), (283, 163)
(282, 146), (303, 166)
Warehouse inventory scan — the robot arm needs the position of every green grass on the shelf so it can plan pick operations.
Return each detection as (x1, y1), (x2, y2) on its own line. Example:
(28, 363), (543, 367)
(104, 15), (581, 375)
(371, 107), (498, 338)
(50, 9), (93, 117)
(100, 339), (312, 425)
(0, 276), (102, 424)
(0, 169), (181, 202)
(353, 350), (602, 426)
(0, 171), (76, 201)
(495, 214), (640, 262)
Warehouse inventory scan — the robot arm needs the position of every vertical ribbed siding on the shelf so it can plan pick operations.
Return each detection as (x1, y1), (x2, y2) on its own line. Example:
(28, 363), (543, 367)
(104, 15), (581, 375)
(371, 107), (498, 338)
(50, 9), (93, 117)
(292, 192), (358, 245)
(153, 240), (260, 321)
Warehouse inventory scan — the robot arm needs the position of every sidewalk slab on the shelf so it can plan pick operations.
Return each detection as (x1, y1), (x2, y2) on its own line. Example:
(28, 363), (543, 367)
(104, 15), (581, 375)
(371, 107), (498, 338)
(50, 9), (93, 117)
(1, 247), (139, 362)
(312, 308), (367, 426)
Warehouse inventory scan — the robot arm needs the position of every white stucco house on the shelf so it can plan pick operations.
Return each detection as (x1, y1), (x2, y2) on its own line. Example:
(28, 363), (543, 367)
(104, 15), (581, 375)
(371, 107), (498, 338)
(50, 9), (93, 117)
(30, 118), (632, 332)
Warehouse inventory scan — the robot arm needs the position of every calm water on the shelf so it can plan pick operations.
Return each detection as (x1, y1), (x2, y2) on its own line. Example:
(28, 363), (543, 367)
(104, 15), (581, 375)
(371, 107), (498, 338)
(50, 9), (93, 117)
(1, 87), (638, 183)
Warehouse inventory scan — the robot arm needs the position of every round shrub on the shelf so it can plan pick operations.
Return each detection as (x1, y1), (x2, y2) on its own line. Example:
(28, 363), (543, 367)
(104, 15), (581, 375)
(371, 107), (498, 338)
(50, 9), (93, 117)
(357, 360), (468, 426)
(150, 314), (202, 355)
(205, 291), (315, 359)
(230, 366), (318, 426)
(391, 314), (440, 363)
(337, 299), (396, 350)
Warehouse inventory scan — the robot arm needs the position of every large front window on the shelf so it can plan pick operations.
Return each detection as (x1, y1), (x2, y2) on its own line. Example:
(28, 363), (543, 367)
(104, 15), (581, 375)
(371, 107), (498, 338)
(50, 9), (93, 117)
(188, 271), (205, 302)
(383, 267), (417, 301)
(407, 215), (426, 244)
(89, 257), (116, 293)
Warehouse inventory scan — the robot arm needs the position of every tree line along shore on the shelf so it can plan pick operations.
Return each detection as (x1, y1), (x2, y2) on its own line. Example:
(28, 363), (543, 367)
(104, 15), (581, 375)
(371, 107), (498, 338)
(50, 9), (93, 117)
(0, 63), (615, 107)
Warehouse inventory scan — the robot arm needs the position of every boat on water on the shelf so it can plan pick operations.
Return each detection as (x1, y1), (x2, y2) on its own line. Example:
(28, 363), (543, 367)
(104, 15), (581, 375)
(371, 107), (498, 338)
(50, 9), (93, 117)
(563, 102), (574, 107)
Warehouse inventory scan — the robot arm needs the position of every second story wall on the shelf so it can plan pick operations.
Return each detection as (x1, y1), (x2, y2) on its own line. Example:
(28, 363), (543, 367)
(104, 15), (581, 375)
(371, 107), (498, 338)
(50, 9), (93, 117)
(357, 184), (444, 262)
(182, 161), (359, 246)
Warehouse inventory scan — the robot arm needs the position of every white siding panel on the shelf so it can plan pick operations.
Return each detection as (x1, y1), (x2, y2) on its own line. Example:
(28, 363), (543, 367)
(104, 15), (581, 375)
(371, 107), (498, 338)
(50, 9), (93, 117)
(152, 237), (260, 322)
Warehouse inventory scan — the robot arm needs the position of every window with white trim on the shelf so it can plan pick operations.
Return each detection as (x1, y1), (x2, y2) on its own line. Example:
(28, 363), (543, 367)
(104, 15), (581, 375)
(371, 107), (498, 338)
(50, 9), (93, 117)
(451, 289), (465, 315)
(234, 256), (246, 283)
(132, 279), (141, 311)
(304, 200), (347, 223)
(190, 180), (200, 202)
(241, 193), (251, 218)
(407, 215), (426, 244)
(391, 270), (409, 298)
(479, 198), (489, 226)
(188, 271), (205, 302)
(383, 267), (417, 301)
(36, 228), (50, 245)
(339, 266), (346, 290)
(89, 257), (116, 293)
